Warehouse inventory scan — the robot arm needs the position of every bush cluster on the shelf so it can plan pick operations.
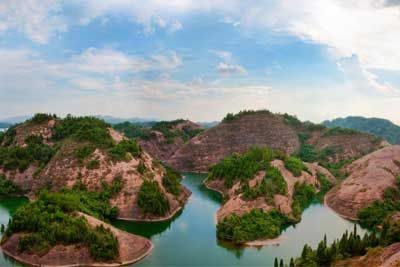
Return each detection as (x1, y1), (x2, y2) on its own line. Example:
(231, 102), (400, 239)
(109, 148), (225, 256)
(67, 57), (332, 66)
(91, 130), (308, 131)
(284, 157), (309, 177)
(208, 147), (284, 188)
(108, 139), (141, 161)
(52, 115), (114, 148)
(162, 165), (182, 196)
(0, 174), (22, 199)
(137, 180), (170, 216)
(291, 182), (316, 221)
(5, 190), (119, 262)
(241, 165), (287, 202)
(0, 135), (56, 173)
(358, 175), (400, 228)
(216, 209), (289, 244)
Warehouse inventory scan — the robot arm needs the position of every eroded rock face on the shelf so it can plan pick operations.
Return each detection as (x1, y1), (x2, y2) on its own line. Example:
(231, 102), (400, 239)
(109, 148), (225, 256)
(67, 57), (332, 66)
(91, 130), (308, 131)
(166, 112), (384, 172)
(334, 243), (400, 267)
(307, 130), (385, 162)
(168, 114), (301, 172)
(139, 120), (202, 162)
(0, 120), (191, 221)
(325, 145), (400, 220)
(205, 160), (336, 222)
(1, 213), (153, 267)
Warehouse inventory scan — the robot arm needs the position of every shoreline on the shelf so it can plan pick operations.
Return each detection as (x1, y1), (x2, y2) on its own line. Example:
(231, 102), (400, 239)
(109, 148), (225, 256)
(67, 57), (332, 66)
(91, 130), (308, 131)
(323, 195), (358, 221)
(1, 213), (154, 267)
(244, 236), (284, 247)
(117, 188), (192, 222)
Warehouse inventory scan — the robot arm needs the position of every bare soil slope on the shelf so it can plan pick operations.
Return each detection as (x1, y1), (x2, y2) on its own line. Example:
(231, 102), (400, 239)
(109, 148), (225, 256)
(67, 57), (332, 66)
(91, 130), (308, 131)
(205, 159), (336, 222)
(168, 113), (300, 172)
(325, 145), (400, 220)
(167, 111), (384, 172)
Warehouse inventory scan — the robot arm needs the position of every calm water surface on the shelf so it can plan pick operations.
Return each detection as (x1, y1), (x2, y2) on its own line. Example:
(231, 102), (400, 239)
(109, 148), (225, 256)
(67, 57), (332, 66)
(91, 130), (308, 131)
(0, 174), (366, 266)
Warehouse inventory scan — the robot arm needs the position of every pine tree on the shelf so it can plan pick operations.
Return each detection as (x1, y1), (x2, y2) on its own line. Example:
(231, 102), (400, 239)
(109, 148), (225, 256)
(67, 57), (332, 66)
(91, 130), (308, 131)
(279, 259), (284, 267)
(289, 258), (295, 267)
(274, 257), (278, 267)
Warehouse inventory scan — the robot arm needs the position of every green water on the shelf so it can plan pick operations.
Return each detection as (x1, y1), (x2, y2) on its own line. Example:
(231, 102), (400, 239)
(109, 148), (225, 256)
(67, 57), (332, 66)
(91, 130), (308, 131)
(115, 173), (366, 266)
(0, 198), (28, 267)
(0, 174), (366, 266)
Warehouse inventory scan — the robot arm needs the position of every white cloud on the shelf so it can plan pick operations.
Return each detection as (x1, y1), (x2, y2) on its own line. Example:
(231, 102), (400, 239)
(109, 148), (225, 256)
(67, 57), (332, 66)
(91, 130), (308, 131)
(209, 50), (233, 62)
(217, 62), (246, 75)
(0, 0), (67, 43)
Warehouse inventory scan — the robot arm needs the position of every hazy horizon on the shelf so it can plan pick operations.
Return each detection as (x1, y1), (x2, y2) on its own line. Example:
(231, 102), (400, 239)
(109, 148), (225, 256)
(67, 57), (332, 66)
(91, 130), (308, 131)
(1, 1), (400, 124)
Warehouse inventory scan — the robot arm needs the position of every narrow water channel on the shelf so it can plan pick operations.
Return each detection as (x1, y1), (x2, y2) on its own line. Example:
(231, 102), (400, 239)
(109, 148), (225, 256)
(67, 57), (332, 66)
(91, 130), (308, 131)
(0, 174), (366, 266)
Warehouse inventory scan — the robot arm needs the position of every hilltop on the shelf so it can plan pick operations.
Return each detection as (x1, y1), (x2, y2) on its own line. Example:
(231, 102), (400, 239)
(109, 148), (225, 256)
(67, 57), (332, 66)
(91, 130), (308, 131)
(204, 147), (336, 244)
(323, 116), (400, 144)
(114, 119), (204, 163)
(0, 114), (190, 221)
(167, 110), (385, 174)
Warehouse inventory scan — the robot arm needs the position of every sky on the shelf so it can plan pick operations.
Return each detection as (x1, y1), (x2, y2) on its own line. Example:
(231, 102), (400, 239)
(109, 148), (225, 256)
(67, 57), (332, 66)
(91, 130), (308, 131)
(0, 0), (400, 123)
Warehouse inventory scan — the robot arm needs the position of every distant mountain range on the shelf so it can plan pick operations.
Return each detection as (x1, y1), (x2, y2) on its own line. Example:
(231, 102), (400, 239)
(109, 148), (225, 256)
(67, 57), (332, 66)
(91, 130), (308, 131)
(0, 114), (219, 129)
(323, 116), (400, 144)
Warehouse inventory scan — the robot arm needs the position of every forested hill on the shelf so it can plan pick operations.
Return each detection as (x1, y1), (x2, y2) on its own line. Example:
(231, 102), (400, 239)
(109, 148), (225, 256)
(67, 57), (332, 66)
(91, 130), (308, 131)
(323, 116), (400, 144)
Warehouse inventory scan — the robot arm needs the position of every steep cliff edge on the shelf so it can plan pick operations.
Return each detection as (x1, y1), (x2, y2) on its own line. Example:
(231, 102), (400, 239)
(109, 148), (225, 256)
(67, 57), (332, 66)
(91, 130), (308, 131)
(325, 145), (400, 220)
(167, 110), (384, 173)
(0, 114), (190, 221)
(203, 147), (336, 244)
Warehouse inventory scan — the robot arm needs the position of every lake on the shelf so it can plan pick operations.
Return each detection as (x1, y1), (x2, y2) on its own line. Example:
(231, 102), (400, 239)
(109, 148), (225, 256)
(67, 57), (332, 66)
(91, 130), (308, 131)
(0, 174), (366, 266)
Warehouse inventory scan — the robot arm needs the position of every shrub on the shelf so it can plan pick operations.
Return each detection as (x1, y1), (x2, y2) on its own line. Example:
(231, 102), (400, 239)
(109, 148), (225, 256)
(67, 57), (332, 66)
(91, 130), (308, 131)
(7, 192), (119, 261)
(216, 209), (289, 244)
(284, 157), (308, 177)
(291, 182), (316, 220)
(86, 159), (100, 170)
(108, 139), (141, 162)
(137, 180), (169, 216)
(162, 165), (182, 196)
(0, 174), (22, 199)
(52, 115), (113, 148)
(208, 147), (280, 188)
(28, 113), (56, 124)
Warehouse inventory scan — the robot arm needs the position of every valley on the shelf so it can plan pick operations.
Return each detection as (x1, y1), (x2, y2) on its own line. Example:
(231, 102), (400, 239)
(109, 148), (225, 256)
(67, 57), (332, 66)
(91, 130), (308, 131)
(0, 110), (399, 266)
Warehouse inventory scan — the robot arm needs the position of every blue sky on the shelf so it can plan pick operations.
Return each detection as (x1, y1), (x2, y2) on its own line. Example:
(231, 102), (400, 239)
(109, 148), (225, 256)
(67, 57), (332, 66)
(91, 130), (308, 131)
(0, 0), (399, 123)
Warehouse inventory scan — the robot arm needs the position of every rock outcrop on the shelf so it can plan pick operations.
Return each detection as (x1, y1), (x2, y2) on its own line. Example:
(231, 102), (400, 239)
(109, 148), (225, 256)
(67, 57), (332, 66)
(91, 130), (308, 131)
(0, 116), (191, 221)
(138, 120), (202, 162)
(1, 213), (153, 267)
(334, 243), (400, 267)
(325, 145), (400, 220)
(206, 159), (336, 222)
(167, 111), (383, 172)
(168, 113), (301, 172)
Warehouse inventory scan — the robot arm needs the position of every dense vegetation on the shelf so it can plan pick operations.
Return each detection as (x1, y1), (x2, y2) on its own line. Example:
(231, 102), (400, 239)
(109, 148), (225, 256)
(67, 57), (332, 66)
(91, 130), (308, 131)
(241, 165), (287, 203)
(357, 174), (400, 228)
(291, 182), (316, 221)
(324, 116), (400, 144)
(278, 220), (400, 267)
(284, 157), (309, 177)
(222, 109), (273, 123)
(114, 119), (203, 144)
(0, 174), (22, 199)
(137, 180), (170, 216)
(216, 209), (289, 244)
(0, 135), (56, 173)
(3, 190), (119, 262)
(27, 113), (57, 124)
(52, 115), (114, 147)
(113, 122), (152, 140)
(207, 147), (285, 188)
(162, 165), (182, 196)
(322, 127), (359, 137)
